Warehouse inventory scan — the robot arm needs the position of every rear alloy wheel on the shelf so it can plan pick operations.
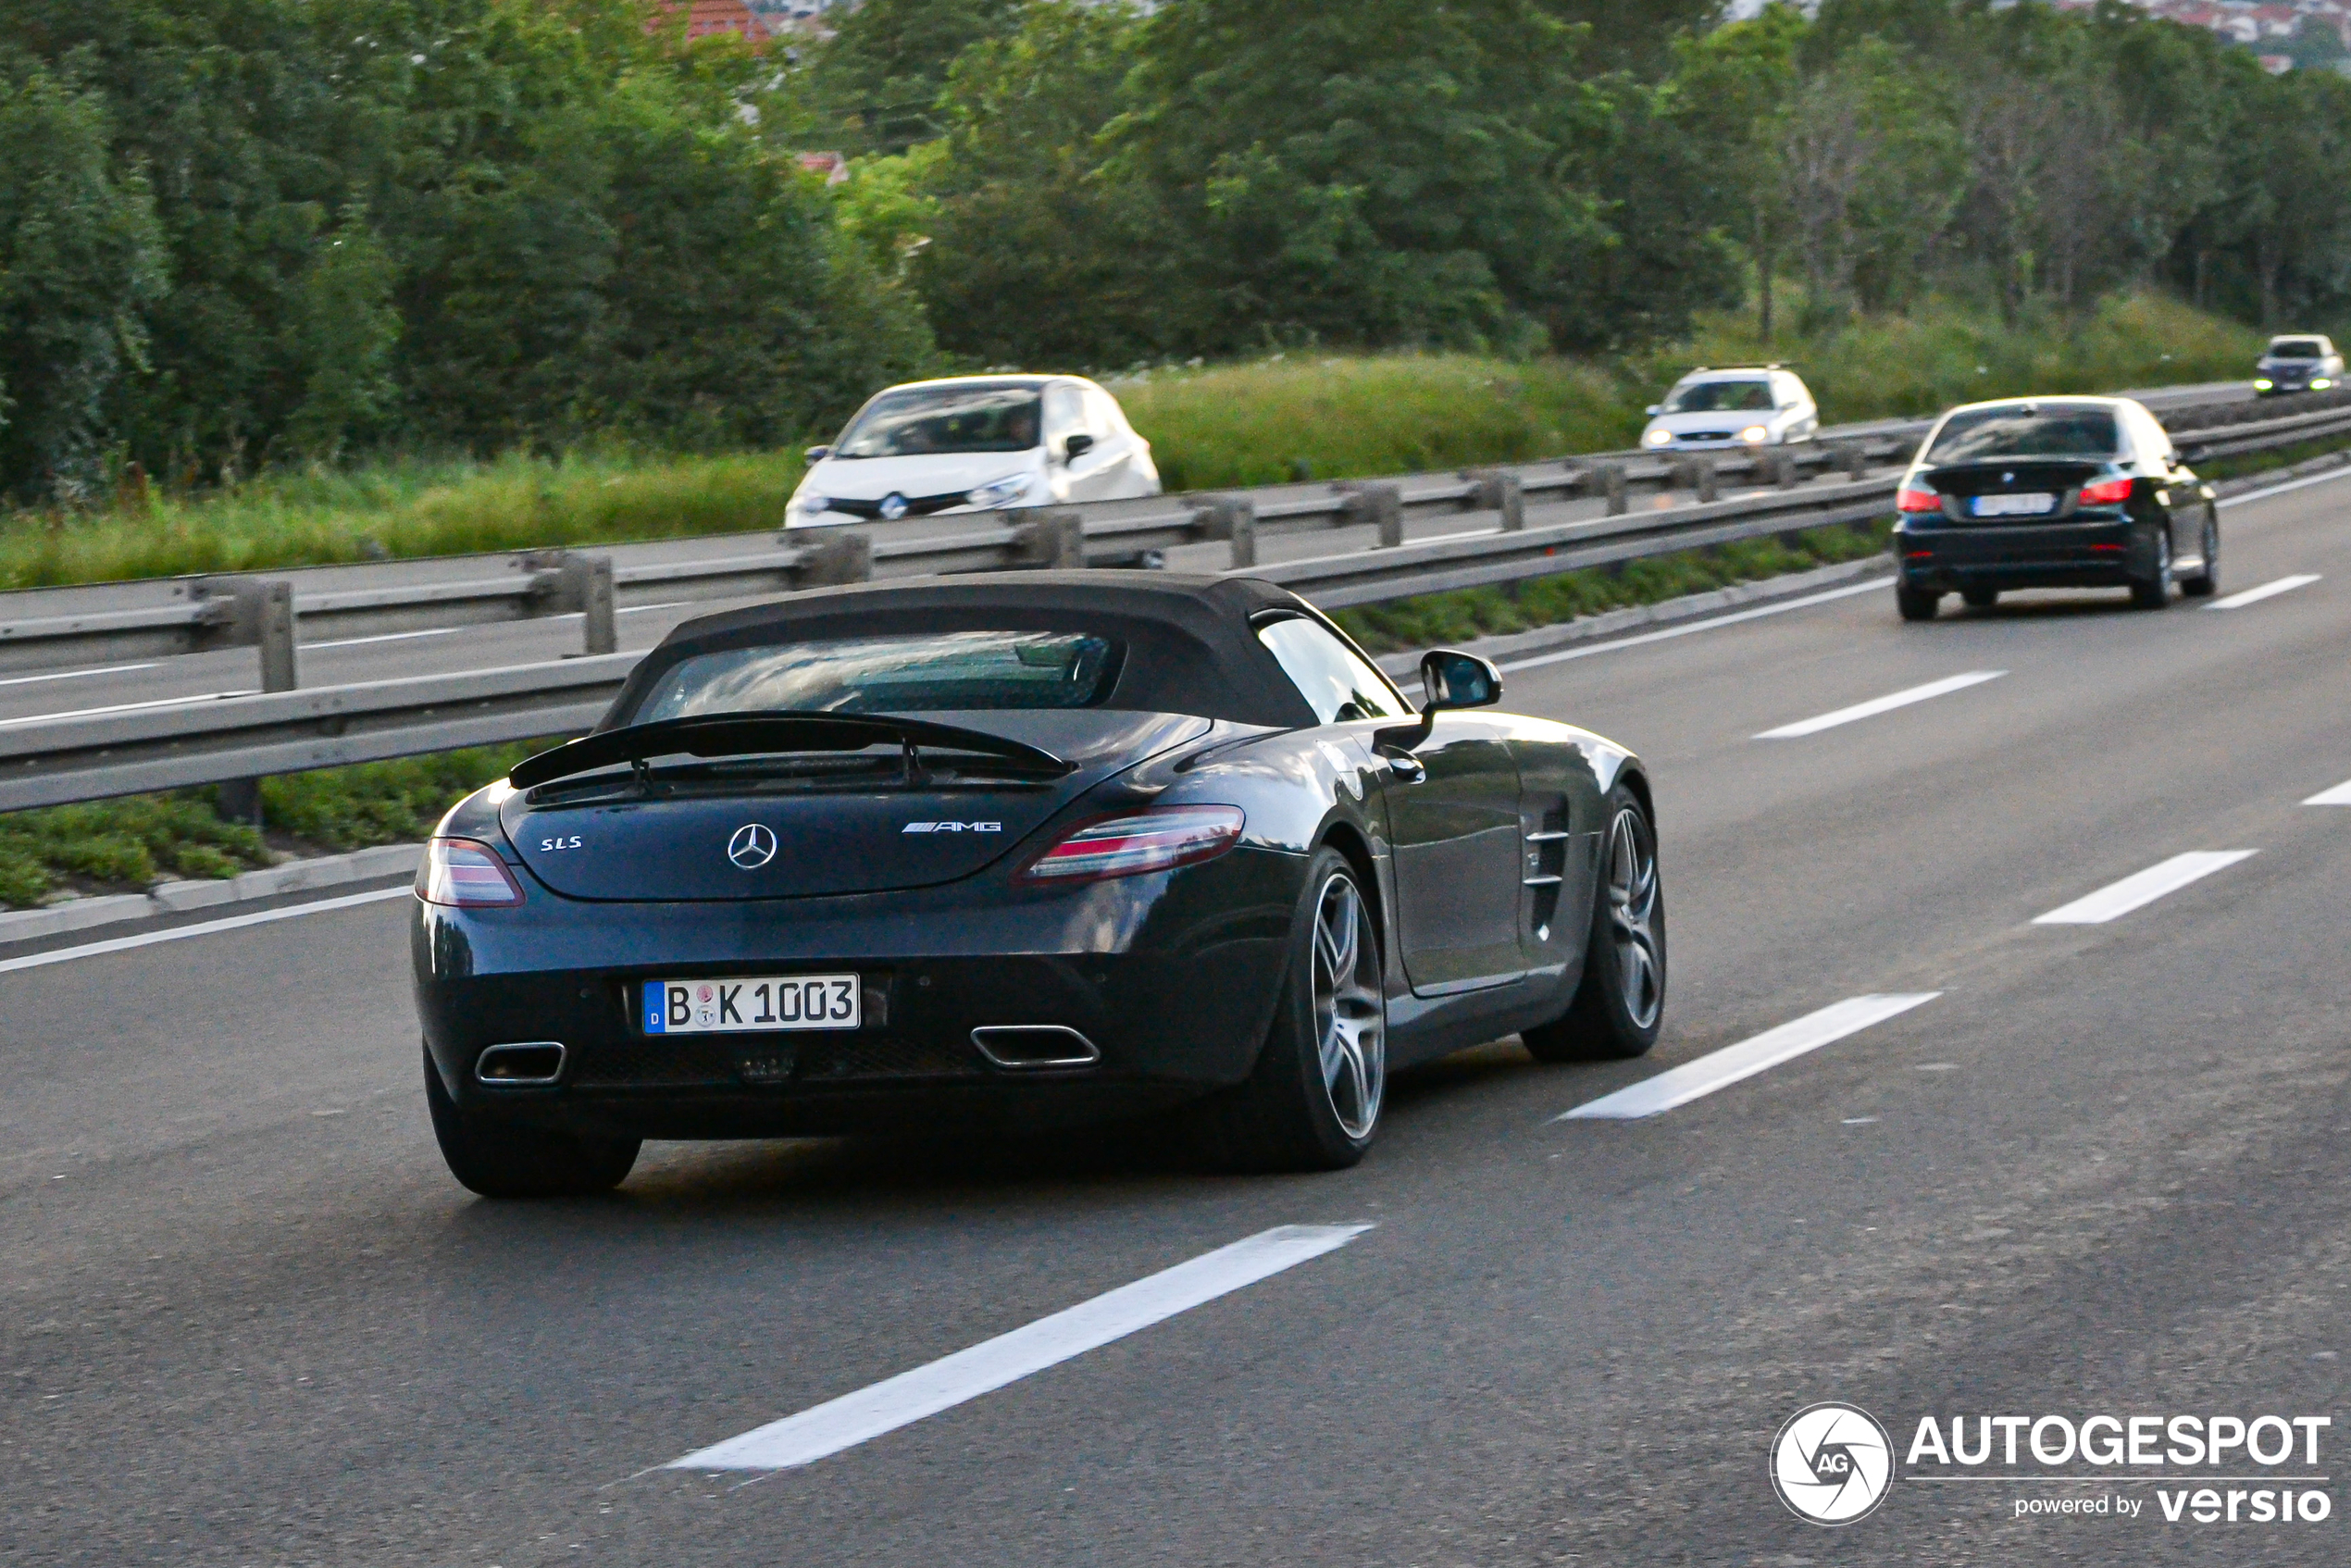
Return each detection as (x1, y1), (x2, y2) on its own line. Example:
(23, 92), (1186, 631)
(1897, 586), (1941, 622)
(1190, 848), (1387, 1171)
(2180, 509), (2220, 598)
(424, 1045), (640, 1199)
(2130, 528), (2172, 610)
(1524, 789), (1665, 1063)
(1960, 587), (1999, 609)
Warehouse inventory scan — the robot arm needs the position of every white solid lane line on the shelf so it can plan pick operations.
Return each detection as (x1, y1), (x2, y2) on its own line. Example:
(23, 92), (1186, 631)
(2304, 779), (2351, 806)
(2031, 851), (2258, 926)
(0, 689), (255, 729)
(1556, 994), (1942, 1122)
(668, 1224), (1374, 1474)
(0, 662), (158, 689)
(2205, 574), (2320, 611)
(305, 628), (459, 650)
(1754, 670), (2006, 740)
(2218, 466), (2351, 508)
(1496, 578), (1888, 675)
(0, 886), (412, 975)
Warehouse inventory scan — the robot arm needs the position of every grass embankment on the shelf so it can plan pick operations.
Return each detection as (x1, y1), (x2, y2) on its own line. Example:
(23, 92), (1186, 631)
(0, 746), (539, 908)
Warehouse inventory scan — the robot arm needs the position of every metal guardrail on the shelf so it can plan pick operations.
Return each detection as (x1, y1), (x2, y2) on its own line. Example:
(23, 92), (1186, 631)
(2, 380), (2340, 811)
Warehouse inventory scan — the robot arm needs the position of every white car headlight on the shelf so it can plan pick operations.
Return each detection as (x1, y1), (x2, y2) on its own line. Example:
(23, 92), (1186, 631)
(796, 493), (830, 516)
(1740, 425), (1770, 444)
(966, 474), (1035, 509)
(1642, 429), (1674, 448)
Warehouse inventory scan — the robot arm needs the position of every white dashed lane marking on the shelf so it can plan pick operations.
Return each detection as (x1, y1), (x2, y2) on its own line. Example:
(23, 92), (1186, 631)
(666, 1224), (1375, 1475)
(1754, 671), (2006, 740)
(2303, 779), (2351, 806)
(0, 887), (413, 975)
(2031, 851), (2258, 926)
(2205, 574), (2320, 611)
(1555, 994), (1943, 1122)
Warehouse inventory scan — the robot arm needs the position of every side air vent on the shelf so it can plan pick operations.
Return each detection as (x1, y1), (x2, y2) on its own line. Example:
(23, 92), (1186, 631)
(970, 1027), (1101, 1071)
(476, 1042), (566, 1086)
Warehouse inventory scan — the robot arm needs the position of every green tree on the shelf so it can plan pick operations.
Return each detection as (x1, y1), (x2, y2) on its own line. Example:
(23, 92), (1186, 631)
(805, 0), (1029, 156)
(0, 58), (166, 498)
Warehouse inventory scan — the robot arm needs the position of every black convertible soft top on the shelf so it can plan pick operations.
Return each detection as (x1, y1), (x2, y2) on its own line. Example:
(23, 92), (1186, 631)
(603, 571), (1352, 730)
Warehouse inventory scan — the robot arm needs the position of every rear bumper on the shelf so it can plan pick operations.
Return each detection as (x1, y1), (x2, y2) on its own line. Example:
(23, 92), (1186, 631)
(412, 847), (1302, 1139)
(1892, 516), (2155, 591)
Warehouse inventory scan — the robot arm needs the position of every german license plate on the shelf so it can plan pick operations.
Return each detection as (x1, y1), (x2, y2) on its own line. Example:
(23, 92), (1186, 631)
(1972, 492), (2056, 517)
(641, 976), (859, 1035)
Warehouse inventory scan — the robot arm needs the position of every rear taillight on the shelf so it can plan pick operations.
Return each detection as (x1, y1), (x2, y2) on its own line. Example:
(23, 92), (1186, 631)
(417, 837), (527, 907)
(1019, 805), (1245, 884)
(2079, 478), (2133, 505)
(1897, 486), (1942, 513)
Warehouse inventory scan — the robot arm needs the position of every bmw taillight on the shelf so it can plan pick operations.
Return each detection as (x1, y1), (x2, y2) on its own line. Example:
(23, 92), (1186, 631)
(2079, 477), (2133, 505)
(1020, 806), (1245, 884)
(417, 837), (527, 907)
(1897, 486), (1942, 513)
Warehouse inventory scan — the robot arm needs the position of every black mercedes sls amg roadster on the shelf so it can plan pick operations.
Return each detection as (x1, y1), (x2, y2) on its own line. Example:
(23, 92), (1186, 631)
(413, 573), (1664, 1195)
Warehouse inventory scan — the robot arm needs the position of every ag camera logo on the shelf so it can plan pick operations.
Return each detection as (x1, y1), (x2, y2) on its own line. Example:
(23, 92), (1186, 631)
(1772, 1402), (1895, 1525)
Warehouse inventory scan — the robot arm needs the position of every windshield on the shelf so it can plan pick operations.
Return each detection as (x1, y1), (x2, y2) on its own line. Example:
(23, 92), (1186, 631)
(832, 384), (1043, 458)
(1663, 380), (1775, 415)
(1925, 405), (2121, 463)
(633, 631), (1120, 721)
(2267, 339), (2328, 361)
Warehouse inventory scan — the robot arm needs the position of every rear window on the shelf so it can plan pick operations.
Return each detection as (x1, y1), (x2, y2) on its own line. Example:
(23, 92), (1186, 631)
(1663, 379), (1775, 414)
(2269, 339), (2328, 360)
(1925, 405), (2121, 463)
(632, 631), (1121, 720)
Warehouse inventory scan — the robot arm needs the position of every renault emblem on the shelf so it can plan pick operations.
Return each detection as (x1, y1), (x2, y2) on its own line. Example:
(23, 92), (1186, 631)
(878, 492), (909, 521)
(727, 823), (777, 869)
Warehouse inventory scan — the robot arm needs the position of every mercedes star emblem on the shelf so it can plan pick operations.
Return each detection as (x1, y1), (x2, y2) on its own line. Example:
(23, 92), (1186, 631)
(878, 492), (910, 521)
(727, 823), (777, 869)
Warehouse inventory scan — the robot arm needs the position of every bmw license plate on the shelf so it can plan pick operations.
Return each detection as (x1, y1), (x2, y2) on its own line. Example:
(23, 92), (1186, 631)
(642, 976), (860, 1035)
(1972, 492), (2056, 517)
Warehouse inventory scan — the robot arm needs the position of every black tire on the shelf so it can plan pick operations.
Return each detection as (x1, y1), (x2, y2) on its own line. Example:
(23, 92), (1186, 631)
(1188, 848), (1386, 1172)
(1960, 587), (1999, 609)
(2180, 509), (2220, 597)
(1523, 787), (1665, 1064)
(1897, 586), (1940, 622)
(424, 1045), (639, 1199)
(2129, 528), (2172, 610)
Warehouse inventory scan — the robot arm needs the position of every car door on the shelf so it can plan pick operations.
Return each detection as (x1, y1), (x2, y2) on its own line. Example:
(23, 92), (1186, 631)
(1075, 386), (1137, 499)
(2129, 404), (2198, 564)
(1255, 617), (1526, 994)
(1042, 383), (1089, 501)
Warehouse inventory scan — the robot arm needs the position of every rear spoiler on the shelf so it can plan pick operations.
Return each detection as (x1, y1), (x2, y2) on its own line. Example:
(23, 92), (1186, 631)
(507, 712), (1072, 790)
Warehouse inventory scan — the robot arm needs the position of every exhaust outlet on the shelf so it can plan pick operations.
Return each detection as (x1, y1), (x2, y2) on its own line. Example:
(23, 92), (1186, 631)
(476, 1042), (566, 1086)
(970, 1027), (1101, 1071)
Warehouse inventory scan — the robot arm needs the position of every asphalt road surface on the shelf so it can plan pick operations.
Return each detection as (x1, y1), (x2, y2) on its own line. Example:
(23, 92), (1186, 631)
(8, 456), (2350, 1566)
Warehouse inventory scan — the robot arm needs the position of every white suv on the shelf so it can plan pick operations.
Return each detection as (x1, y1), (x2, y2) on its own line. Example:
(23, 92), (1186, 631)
(1639, 367), (1820, 453)
(788, 375), (1161, 529)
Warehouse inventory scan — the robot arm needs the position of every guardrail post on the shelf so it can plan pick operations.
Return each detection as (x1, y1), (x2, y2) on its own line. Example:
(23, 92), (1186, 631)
(572, 555), (617, 655)
(1341, 482), (1404, 547)
(1676, 456), (1720, 504)
(796, 529), (874, 587)
(1014, 507), (1087, 568)
(212, 580), (297, 826)
(1839, 442), (1870, 480)
(1593, 461), (1628, 516)
(1189, 496), (1259, 567)
(1765, 450), (1798, 489)
(1465, 468), (1525, 530)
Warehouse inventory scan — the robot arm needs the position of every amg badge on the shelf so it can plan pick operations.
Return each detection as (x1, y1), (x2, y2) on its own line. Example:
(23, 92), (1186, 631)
(902, 821), (1002, 834)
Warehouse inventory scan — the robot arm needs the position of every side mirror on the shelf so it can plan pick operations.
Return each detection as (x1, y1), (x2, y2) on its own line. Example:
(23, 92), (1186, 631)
(1063, 432), (1096, 462)
(1645, 404), (1662, 417)
(804, 445), (832, 463)
(1374, 649), (1502, 756)
(1420, 648), (1500, 711)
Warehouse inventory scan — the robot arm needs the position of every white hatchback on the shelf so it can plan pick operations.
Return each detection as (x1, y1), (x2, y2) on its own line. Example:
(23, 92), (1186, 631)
(1638, 367), (1820, 453)
(787, 375), (1161, 529)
